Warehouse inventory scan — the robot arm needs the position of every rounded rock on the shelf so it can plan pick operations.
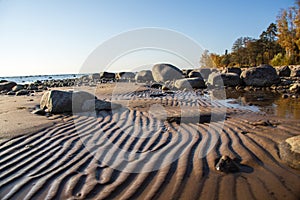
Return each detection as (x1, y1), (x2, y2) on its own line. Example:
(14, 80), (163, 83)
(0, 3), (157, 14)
(279, 135), (300, 170)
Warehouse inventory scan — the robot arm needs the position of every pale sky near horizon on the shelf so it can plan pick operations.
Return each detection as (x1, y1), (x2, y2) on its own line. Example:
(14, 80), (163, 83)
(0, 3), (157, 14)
(0, 0), (295, 76)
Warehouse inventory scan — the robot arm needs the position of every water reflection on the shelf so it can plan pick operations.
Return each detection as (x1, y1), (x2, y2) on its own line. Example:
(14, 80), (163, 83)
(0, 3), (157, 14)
(224, 89), (300, 120)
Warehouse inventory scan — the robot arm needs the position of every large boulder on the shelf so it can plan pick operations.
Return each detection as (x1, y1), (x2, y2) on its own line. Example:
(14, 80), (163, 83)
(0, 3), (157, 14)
(152, 63), (183, 82)
(89, 73), (101, 80)
(116, 72), (135, 81)
(40, 90), (96, 113)
(182, 69), (193, 78)
(12, 84), (24, 92)
(240, 65), (280, 87)
(208, 72), (241, 87)
(0, 81), (17, 92)
(16, 89), (30, 96)
(100, 72), (115, 79)
(135, 70), (154, 82)
(223, 67), (242, 76)
(279, 135), (300, 170)
(199, 68), (218, 80)
(277, 66), (291, 77)
(175, 77), (205, 90)
(188, 70), (203, 78)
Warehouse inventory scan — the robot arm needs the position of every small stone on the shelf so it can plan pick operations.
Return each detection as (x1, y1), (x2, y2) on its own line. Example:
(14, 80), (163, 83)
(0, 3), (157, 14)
(292, 95), (298, 99)
(7, 91), (16, 95)
(215, 155), (240, 173)
(162, 85), (170, 91)
(150, 83), (163, 89)
(31, 109), (46, 115)
(282, 94), (289, 99)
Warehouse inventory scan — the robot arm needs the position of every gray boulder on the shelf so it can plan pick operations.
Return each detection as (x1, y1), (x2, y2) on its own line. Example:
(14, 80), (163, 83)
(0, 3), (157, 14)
(279, 135), (300, 170)
(277, 66), (291, 77)
(208, 72), (241, 87)
(152, 63), (183, 82)
(175, 77), (205, 90)
(100, 72), (115, 79)
(240, 65), (280, 87)
(82, 99), (121, 111)
(0, 81), (17, 92)
(182, 69), (193, 78)
(135, 70), (154, 82)
(16, 89), (30, 96)
(116, 72), (135, 81)
(12, 84), (24, 92)
(188, 70), (203, 78)
(223, 67), (242, 76)
(40, 90), (96, 113)
(199, 68), (218, 80)
(89, 73), (101, 80)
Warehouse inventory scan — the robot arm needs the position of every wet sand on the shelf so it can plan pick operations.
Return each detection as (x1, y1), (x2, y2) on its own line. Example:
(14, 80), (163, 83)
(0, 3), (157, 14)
(0, 83), (300, 200)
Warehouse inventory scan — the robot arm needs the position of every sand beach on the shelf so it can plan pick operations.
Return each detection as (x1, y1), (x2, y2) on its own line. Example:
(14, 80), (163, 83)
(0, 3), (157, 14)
(0, 79), (299, 200)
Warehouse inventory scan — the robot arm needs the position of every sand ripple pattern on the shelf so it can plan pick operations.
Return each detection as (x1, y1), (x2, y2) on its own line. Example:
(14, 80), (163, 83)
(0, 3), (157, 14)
(1, 95), (300, 200)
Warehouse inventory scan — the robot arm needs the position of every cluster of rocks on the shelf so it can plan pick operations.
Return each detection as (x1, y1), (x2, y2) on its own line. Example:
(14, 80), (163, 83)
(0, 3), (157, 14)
(1, 64), (300, 97)
(0, 80), (44, 96)
(132, 64), (300, 97)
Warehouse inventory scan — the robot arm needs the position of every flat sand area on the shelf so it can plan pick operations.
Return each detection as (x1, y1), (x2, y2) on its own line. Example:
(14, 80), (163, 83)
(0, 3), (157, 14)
(0, 83), (299, 200)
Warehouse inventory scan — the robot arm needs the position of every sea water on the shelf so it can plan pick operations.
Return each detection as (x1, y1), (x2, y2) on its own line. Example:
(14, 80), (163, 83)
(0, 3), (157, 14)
(0, 74), (87, 84)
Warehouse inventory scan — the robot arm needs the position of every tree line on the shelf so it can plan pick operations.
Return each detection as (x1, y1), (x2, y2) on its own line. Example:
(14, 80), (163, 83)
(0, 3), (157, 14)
(200, 0), (300, 68)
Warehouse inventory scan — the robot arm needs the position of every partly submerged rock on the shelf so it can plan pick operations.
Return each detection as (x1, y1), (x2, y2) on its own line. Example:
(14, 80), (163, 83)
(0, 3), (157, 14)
(240, 65), (280, 87)
(207, 72), (241, 87)
(279, 135), (300, 170)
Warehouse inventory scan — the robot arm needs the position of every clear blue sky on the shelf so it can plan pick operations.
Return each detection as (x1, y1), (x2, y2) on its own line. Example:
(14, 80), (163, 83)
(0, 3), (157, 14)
(0, 0), (295, 76)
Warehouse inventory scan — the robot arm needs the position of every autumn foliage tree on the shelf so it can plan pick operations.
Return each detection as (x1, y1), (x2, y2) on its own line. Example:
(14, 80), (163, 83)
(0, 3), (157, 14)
(276, 5), (298, 64)
(200, 0), (300, 68)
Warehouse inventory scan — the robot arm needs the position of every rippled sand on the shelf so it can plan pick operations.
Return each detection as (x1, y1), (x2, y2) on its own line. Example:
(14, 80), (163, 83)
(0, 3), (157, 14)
(0, 84), (300, 200)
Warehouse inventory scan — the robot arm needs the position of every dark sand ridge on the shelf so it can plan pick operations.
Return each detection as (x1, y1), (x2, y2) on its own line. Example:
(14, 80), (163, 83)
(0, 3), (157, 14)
(0, 83), (300, 200)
